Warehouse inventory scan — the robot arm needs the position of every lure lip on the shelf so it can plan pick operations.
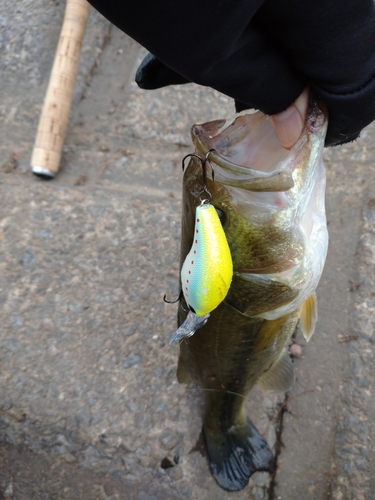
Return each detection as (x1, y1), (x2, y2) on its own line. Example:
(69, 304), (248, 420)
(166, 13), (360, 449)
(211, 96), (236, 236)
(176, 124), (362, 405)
(169, 310), (210, 345)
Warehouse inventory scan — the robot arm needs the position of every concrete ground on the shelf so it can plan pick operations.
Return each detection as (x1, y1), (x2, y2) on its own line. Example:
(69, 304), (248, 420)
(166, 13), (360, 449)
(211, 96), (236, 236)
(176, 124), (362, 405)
(1, 2), (375, 499)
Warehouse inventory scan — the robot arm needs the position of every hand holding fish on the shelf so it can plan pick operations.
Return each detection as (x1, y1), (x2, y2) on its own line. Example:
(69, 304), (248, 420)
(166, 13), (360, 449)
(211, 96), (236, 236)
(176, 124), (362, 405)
(269, 87), (309, 150)
(89, 0), (375, 147)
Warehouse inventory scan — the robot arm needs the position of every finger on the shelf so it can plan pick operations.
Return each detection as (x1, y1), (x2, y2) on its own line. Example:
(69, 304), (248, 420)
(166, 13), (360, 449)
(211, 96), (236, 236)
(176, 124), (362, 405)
(270, 87), (309, 149)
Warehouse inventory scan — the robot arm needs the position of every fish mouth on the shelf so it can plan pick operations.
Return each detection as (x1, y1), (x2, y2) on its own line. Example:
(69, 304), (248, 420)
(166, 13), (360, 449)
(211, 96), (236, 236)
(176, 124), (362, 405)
(190, 105), (327, 193)
(186, 104), (328, 321)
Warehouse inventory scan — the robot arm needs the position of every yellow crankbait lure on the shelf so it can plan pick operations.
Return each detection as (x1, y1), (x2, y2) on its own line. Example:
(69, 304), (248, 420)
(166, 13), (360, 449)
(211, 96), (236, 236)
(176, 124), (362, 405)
(169, 201), (233, 344)
(181, 203), (232, 315)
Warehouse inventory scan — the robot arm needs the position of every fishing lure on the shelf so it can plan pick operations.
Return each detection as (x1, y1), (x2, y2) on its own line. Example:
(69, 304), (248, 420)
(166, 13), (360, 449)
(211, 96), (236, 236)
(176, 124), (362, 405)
(181, 202), (232, 315)
(169, 200), (233, 344)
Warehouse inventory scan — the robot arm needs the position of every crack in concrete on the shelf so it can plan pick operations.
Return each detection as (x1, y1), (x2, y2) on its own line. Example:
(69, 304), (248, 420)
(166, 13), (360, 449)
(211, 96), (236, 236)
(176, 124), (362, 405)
(268, 394), (288, 500)
(80, 23), (114, 103)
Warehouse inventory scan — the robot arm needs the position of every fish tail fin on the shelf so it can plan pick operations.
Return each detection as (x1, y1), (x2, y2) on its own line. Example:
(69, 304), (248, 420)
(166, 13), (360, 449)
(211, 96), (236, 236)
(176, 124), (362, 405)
(203, 418), (275, 491)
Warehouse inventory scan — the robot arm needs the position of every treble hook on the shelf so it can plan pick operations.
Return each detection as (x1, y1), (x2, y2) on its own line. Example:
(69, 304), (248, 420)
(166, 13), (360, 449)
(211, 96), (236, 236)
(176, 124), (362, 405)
(205, 149), (216, 183)
(181, 150), (218, 204)
(181, 153), (203, 172)
(163, 290), (188, 312)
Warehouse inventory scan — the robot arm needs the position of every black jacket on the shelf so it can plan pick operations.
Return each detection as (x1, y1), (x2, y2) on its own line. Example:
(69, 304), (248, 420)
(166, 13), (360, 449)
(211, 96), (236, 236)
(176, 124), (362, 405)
(89, 0), (375, 146)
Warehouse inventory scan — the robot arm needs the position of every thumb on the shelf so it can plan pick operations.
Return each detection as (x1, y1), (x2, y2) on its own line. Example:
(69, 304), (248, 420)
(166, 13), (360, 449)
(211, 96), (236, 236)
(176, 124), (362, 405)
(270, 88), (309, 149)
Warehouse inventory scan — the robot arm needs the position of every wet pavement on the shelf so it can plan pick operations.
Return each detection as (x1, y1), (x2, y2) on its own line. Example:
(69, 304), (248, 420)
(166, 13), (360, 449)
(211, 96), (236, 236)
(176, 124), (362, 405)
(1, 2), (375, 499)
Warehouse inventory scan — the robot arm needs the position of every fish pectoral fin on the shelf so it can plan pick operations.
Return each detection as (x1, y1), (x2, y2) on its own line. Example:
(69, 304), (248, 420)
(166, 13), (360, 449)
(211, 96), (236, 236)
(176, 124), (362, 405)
(299, 293), (318, 343)
(258, 349), (295, 393)
(226, 272), (298, 318)
(203, 418), (275, 491)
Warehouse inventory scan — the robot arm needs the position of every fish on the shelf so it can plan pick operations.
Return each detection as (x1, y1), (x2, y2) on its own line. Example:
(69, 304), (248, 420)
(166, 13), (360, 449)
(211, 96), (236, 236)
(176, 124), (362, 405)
(173, 103), (328, 491)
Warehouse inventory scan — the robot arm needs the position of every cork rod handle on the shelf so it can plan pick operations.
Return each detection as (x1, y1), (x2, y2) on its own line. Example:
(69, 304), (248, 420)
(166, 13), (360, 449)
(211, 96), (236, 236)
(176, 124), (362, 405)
(31, 0), (90, 178)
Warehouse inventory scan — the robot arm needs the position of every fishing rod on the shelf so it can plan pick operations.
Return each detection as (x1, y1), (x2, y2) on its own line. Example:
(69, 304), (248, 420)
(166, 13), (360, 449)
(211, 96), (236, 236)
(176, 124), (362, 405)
(31, 0), (90, 179)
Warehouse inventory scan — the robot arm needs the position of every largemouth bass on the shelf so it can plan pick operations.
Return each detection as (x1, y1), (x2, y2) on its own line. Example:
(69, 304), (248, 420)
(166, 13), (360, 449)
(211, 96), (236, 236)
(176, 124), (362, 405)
(174, 104), (328, 491)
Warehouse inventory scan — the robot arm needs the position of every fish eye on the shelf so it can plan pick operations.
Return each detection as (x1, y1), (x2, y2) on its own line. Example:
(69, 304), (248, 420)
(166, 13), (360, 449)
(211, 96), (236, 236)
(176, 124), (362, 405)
(215, 208), (227, 226)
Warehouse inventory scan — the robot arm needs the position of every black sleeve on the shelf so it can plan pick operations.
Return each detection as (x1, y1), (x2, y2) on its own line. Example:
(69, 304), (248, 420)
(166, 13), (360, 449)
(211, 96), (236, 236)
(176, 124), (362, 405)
(88, 0), (375, 146)
(254, 0), (375, 145)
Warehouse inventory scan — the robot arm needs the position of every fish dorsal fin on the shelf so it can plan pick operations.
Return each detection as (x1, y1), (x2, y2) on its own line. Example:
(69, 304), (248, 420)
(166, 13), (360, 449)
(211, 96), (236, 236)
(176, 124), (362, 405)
(300, 293), (318, 343)
(258, 349), (295, 393)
